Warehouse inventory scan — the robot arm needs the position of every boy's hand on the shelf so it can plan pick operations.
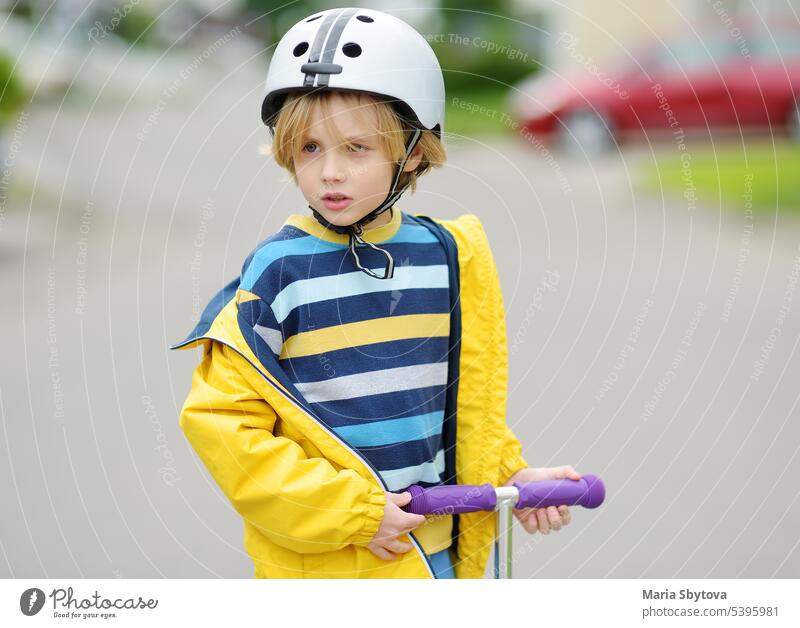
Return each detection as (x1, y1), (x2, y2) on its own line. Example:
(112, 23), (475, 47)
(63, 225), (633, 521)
(502, 466), (582, 535)
(367, 491), (427, 561)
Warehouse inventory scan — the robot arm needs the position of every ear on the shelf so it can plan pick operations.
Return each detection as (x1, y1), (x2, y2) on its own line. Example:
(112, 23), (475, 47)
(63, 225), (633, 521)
(401, 142), (424, 173)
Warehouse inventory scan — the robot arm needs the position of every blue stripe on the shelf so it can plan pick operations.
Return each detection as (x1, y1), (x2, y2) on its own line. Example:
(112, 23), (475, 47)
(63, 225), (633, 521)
(251, 240), (447, 297)
(357, 437), (443, 471)
(240, 223), (440, 292)
(332, 411), (444, 446)
(279, 288), (450, 338)
(380, 449), (445, 492)
(271, 264), (449, 323)
(282, 337), (449, 388)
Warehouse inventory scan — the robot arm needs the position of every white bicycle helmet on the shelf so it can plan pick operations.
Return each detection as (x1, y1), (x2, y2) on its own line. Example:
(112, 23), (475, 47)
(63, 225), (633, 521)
(260, 7), (445, 279)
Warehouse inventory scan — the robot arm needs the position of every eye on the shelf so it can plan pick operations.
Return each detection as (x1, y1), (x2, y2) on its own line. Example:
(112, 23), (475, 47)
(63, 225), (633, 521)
(302, 142), (319, 153)
(347, 143), (367, 152)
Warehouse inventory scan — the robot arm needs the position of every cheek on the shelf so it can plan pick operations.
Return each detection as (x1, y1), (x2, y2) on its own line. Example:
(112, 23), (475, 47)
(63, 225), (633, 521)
(294, 157), (316, 186)
(359, 156), (394, 190)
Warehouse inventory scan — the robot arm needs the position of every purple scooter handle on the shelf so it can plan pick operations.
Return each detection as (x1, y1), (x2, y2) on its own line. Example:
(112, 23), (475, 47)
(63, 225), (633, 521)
(514, 474), (605, 509)
(403, 483), (497, 515)
(401, 475), (606, 515)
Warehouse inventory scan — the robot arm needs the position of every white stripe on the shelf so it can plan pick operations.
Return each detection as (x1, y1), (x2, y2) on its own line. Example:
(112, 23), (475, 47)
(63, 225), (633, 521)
(381, 449), (446, 492)
(253, 324), (283, 357)
(271, 265), (450, 324)
(295, 362), (448, 403)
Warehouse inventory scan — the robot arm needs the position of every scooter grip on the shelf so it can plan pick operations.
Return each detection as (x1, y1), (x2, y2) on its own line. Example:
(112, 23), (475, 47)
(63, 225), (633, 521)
(402, 483), (497, 515)
(514, 474), (605, 509)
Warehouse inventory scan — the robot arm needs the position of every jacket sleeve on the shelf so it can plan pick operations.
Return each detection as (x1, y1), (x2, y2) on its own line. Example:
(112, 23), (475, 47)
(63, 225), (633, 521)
(477, 214), (531, 485)
(498, 422), (530, 485)
(178, 339), (387, 554)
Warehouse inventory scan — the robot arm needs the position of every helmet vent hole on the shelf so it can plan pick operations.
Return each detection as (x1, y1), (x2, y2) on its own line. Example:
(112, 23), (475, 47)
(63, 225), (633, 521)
(342, 42), (362, 58)
(293, 42), (309, 57)
(306, 15), (322, 22)
(356, 15), (374, 23)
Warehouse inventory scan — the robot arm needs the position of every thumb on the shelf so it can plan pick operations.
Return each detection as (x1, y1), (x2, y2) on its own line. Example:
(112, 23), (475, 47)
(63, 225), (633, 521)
(387, 491), (412, 507)
(564, 466), (582, 481)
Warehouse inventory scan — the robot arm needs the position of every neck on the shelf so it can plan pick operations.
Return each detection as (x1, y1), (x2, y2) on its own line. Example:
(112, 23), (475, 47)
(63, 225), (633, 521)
(362, 207), (394, 230)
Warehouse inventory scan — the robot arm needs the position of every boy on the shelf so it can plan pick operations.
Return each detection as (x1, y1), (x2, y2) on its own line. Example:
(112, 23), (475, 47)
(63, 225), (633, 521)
(169, 7), (580, 579)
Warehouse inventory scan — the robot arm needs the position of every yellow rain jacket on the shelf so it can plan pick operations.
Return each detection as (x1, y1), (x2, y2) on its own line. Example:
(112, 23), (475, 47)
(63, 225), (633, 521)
(169, 212), (529, 578)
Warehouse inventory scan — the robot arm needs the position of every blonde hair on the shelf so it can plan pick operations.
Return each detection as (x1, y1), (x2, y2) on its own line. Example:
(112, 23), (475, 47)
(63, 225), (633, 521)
(261, 90), (446, 194)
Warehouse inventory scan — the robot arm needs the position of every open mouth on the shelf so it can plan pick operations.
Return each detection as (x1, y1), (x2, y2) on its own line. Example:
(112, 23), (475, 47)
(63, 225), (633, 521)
(321, 192), (353, 211)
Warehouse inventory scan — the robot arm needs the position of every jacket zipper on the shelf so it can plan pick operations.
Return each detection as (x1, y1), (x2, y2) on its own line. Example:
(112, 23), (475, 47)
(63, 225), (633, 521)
(173, 334), (437, 578)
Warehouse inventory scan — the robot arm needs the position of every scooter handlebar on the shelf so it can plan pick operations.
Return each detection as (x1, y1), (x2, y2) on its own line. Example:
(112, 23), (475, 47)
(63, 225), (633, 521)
(514, 474), (605, 509)
(401, 475), (605, 515)
(403, 483), (497, 515)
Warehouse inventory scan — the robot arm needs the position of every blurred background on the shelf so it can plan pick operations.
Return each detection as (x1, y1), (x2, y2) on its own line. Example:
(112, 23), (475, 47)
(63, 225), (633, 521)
(1, 0), (799, 579)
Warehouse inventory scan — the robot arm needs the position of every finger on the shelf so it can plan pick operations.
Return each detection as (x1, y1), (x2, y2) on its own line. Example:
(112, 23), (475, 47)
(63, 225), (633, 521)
(514, 507), (534, 532)
(384, 539), (414, 554)
(563, 465), (582, 480)
(536, 508), (550, 534)
(558, 505), (571, 525)
(546, 505), (562, 531)
(387, 491), (412, 507)
(370, 545), (398, 561)
(514, 507), (533, 522)
(521, 510), (539, 534)
(400, 514), (427, 532)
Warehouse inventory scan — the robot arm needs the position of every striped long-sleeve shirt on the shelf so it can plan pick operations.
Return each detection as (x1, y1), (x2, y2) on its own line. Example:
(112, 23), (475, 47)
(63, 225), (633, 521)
(237, 207), (451, 494)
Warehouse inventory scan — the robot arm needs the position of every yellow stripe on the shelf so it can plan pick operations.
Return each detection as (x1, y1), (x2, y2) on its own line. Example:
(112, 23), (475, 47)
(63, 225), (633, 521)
(282, 205), (403, 245)
(280, 313), (450, 360)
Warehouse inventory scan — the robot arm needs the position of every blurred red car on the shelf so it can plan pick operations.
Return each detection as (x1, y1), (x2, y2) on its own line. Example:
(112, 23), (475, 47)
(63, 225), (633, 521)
(511, 23), (800, 153)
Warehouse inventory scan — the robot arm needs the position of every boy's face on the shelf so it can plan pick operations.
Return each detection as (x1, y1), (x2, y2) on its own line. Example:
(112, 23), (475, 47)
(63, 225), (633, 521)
(293, 93), (420, 230)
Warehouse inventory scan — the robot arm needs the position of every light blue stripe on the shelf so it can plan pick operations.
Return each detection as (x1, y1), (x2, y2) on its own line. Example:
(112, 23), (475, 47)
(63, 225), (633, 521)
(332, 411), (444, 447)
(271, 264), (449, 323)
(241, 223), (438, 291)
(381, 449), (445, 492)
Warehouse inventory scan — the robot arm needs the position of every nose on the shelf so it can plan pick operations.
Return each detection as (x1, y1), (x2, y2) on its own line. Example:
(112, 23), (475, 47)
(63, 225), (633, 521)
(321, 150), (346, 184)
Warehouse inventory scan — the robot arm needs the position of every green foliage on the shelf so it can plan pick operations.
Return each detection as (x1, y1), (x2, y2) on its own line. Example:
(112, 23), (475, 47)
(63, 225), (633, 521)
(111, 3), (157, 46)
(446, 87), (513, 137)
(0, 52), (26, 127)
(639, 140), (800, 213)
(241, 0), (322, 45)
(434, 2), (542, 93)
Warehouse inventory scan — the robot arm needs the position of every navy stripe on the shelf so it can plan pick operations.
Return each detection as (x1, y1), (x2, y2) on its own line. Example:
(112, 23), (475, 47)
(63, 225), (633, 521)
(241, 218), (441, 294)
(279, 287), (451, 336)
(308, 385), (445, 425)
(355, 437), (443, 471)
(408, 214), (463, 555)
(246, 241), (447, 300)
(281, 336), (449, 384)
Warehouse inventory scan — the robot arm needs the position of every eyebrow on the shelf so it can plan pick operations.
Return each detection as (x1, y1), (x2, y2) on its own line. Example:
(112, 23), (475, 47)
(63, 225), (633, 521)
(303, 134), (373, 143)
